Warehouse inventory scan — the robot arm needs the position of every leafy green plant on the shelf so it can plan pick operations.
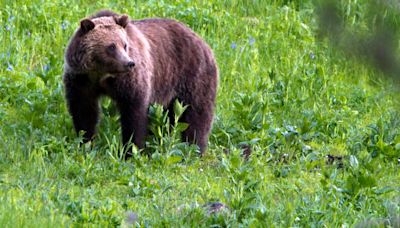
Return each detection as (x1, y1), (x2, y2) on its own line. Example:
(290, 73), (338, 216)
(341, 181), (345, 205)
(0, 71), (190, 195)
(146, 100), (199, 164)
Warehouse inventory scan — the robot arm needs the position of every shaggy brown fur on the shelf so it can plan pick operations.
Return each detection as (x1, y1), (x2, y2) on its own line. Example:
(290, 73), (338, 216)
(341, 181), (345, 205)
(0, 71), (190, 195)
(63, 10), (218, 157)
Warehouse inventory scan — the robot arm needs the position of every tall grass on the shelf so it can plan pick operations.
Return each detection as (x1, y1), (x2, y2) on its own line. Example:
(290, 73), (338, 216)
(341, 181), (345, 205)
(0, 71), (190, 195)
(0, 0), (399, 226)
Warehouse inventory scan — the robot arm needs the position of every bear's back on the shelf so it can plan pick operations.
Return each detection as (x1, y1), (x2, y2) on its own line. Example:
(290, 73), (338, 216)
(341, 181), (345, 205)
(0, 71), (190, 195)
(130, 18), (216, 105)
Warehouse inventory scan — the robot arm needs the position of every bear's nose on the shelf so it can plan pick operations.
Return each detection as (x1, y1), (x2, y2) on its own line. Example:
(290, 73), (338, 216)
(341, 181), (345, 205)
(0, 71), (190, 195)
(126, 61), (135, 68)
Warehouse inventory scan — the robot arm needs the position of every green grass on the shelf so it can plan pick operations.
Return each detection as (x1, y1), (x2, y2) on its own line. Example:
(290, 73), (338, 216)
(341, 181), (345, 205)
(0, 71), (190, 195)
(1, 0), (400, 226)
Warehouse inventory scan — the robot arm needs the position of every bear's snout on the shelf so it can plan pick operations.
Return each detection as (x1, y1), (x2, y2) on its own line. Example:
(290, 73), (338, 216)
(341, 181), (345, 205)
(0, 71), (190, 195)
(126, 61), (135, 69)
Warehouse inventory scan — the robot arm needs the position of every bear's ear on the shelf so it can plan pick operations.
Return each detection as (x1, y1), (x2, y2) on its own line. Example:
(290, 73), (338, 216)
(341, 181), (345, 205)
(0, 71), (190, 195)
(115, 15), (129, 28)
(80, 19), (95, 34)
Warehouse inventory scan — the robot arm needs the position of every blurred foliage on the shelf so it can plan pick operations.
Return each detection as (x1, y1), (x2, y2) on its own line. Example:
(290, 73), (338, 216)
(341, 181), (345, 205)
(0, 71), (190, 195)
(317, 0), (400, 79)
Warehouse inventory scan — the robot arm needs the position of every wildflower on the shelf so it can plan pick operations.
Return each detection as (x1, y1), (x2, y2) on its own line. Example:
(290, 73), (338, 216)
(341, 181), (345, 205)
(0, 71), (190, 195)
(8, 15), (15, 22)
(5, 25), (10, 31)
(7, 63), (13, 71)
(61, 20), (70, 30)
(125, 211), (138, 225)
(61, 21), (67, 30)
(43, 64), (50, 72)
(230, 42), (237, 49)
(249, 36), (255, 46)
(309, 52), (315, 60)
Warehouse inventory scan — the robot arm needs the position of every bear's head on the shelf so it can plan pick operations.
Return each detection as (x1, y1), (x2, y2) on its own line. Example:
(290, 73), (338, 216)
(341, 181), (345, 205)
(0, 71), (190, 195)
(66, 15), (135, 74)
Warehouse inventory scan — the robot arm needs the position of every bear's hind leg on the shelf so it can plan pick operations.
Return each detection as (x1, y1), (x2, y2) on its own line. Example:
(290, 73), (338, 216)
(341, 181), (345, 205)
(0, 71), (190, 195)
(181, 106), (213, 155)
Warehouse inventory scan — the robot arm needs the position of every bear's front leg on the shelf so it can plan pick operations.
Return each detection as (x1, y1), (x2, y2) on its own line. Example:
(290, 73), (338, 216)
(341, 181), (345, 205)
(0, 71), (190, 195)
(116, 96), (148, 158)
(64, 73), (100, 143)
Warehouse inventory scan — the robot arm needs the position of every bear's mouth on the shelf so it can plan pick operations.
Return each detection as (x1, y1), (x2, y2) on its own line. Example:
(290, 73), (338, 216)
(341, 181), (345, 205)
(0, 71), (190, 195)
(111, 69), (131, 74)
(107, 69), (132, 76)
(111, 63), (135, 74)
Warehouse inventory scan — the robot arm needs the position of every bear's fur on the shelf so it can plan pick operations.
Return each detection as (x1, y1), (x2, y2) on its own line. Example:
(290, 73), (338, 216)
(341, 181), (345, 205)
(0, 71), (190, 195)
(63, 10), (218, 157)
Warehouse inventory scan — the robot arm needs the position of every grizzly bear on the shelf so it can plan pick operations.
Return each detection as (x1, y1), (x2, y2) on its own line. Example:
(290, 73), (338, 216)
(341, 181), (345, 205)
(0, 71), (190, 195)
(63, 10), (218, 157)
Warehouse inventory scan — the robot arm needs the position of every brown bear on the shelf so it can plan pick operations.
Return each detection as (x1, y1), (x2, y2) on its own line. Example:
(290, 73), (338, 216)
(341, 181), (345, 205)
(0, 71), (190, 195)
(63, 10), (218, 157)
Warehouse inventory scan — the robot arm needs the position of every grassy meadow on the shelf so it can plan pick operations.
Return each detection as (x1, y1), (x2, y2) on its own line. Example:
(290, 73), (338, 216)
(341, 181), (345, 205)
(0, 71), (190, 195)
(1, 0), (400, 226)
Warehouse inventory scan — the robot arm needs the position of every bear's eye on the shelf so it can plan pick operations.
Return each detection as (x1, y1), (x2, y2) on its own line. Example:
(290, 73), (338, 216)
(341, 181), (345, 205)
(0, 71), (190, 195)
(124, 43), (127, 51)
(108, 44), (116, 52)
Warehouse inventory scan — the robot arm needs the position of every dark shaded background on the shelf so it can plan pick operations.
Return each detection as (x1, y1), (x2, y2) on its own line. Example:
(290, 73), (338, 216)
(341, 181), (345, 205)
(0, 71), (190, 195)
(317, 0), (400, 82)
